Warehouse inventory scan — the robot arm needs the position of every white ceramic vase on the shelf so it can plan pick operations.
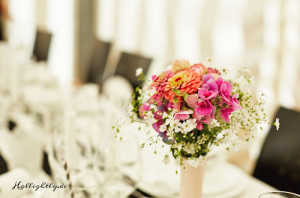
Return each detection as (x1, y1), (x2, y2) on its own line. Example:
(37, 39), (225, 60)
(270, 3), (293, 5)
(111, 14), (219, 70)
(180, 160), (206, 198)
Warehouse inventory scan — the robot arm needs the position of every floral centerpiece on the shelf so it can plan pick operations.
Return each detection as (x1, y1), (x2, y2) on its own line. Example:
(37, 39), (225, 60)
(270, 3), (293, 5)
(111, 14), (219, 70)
(117, 59), (277, 198)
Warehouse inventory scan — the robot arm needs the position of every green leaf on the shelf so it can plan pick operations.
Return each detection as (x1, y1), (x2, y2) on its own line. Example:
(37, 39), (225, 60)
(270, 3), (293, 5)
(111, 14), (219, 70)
(173, 96), (179, 104)
(173, 89), (187, 97)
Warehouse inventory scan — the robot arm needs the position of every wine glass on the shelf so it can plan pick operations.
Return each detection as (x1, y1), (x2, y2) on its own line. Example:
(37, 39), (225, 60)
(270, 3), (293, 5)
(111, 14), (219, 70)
(47, 130), (102, 198)
(259, 191), (300, 198)
(99, 130), (142, 198)
(40, 170), (100, 198)
(47, 128), (95, 180)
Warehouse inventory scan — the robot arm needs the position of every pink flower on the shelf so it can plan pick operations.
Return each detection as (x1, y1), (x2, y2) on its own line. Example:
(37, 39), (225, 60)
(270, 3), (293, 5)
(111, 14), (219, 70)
(195, 100), (214, 116)
(198, 88), (218, 100)
(174, 102), (181, 111)
(153, 111), (163, 120)
(184, 94), (199, 108)
(231, 94), (242, 110)
(138, 103), (150, 118)
(152, 120), (163, 133)
(193, 110), (203, 120)
(220, 107), (235, 122)
(152, 75), (157, 81)
(198, 74), (219, 100)
(174, 110), (193, 121)
(202, 74), (214, 84)
(191, 63), (207, 77)
(202, 74), (218, 92)
(201, 107), (216, 124)
(207, 67), (221, 75)
(196, 121), (203, 130)
(220, 94), (241, 122)
(193, 105), (216, 128)
(219, 80), (233, 105)
(216, 77), (223, 88)
(150, 70), (174, 101)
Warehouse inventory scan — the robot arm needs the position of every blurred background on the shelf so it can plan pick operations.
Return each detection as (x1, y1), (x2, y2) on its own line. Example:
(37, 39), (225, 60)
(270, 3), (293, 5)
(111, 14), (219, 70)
(0, 0), (300, 197)
(1, 0), (300, 110)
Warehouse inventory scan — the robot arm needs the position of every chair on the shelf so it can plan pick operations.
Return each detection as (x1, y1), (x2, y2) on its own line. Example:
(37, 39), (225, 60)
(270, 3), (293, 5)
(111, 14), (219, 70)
(115, 52), (152, 89)
(0, 20), (3, 41)
(87, 39), (111, 85)
(32, 30), (52, 62)
(253, 107), (300, 194)
(0, 154), (8, 175)
(0, 120), (15, 175)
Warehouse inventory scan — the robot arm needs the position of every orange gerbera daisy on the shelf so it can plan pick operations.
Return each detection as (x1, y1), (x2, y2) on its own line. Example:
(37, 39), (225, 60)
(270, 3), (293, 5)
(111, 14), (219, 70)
(164, 70), (201, 103)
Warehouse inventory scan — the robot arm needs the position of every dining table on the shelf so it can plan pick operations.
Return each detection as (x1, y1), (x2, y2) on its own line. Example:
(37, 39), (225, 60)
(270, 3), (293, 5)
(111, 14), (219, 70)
(0, 42), (279, 198)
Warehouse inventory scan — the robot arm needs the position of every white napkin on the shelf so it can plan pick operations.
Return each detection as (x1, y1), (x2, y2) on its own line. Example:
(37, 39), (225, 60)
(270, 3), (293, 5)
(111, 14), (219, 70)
(0, 129), (43, 176)
(0, 168), (31, 198)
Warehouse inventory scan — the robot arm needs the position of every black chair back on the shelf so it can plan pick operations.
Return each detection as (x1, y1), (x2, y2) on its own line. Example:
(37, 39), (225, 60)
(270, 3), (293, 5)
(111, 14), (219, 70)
(32, 30), (52, 62)
(0, 19), (3, 41)
(253, 107), (300, 194)
(87, 39), (111, 84)
(115, 52), (152, 89)
(0, 154), (8, 175)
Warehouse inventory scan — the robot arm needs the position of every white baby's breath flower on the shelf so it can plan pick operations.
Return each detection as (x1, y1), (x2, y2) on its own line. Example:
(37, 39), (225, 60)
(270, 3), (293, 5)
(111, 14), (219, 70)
(274, 118), (280, 130)
(162, 112), (169, 119)
(163, 155), (170, 165)
(187, 156), (206, 167)
(128, 103), (134, 114)
(148, 88), (157, 96)
(159, 124), (167, 132)
(135, 68), (143, 76)
(210, 119), (220, 127)
(145, 111), (156, 124)
(150, 104), (157, 111)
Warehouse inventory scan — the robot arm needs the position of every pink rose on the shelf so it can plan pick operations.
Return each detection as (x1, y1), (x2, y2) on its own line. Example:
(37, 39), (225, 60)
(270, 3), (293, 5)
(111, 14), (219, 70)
(184, 94), (199, 108)
(191, 63), (207, 77)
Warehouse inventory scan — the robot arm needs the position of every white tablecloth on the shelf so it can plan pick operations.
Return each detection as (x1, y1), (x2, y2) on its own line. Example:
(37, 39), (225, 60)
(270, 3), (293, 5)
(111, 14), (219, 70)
(243, 176), (276, 198)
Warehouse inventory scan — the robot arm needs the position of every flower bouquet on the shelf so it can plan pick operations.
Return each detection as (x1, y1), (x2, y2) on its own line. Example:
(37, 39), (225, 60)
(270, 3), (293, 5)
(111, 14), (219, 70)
(120, 59), (276, 198)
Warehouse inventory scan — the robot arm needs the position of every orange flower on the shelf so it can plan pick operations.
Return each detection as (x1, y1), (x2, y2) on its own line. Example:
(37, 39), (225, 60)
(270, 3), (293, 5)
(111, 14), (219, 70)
(165, 70), (201, 103)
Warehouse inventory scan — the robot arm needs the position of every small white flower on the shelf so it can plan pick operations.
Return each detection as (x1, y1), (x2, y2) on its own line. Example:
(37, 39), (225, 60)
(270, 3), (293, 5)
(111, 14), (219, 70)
(159, 124), (167, 132)
(165, 117), (173, 126)
(169, 120), (181, 133)
(187, 157), (206, 167)
(148, 88), (157, 96)
(128, 103), (134, 114)
(210, 119), (220, 127)
(145, 111), (156, 124)
(274, 118), (280, 131)
(162, 112), (169, 119)
(135, 68), (143, 76)
(150, 104), (157, 111)
(162, 155), (170, 165)
(181, 119), (196, 134)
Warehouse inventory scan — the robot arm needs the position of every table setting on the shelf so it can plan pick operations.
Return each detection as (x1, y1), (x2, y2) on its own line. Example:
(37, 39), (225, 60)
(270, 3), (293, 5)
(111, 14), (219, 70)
(0, 43), (299, 198)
